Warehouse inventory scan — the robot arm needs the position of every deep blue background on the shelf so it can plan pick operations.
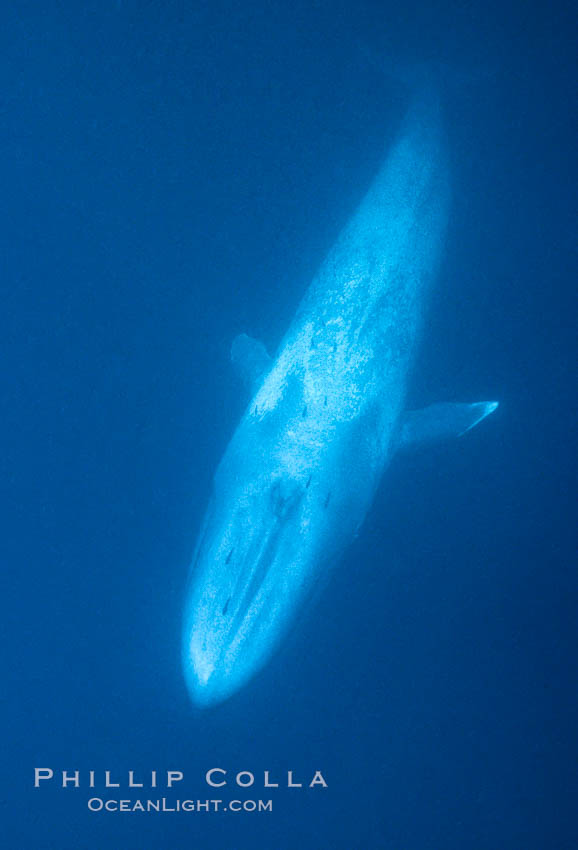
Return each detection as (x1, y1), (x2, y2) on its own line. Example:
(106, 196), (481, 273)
(3, 1), (576, 847)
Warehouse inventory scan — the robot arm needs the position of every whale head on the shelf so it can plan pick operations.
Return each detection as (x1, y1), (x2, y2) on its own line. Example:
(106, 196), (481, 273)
(182, 452), (324, 707)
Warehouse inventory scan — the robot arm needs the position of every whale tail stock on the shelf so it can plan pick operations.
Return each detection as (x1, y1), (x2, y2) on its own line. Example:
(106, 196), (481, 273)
(358, 42), (497, 109)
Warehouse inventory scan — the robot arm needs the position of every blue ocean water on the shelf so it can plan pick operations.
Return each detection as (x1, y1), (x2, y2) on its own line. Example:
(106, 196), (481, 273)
(3, 1), (576, 848)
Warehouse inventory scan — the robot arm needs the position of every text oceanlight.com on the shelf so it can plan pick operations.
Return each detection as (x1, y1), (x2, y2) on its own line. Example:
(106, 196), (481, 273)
(87, 798), (273, 813)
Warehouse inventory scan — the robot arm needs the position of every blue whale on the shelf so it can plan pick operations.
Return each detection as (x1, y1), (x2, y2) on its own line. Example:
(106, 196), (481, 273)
(182, 82), (498, 706)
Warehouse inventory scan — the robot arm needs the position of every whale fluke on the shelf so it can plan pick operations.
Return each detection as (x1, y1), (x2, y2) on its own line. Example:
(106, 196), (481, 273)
(398, 401), (499, 451)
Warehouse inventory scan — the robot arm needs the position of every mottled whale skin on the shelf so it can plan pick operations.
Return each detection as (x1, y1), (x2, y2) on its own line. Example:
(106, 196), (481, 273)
(182, 83), (498, 706)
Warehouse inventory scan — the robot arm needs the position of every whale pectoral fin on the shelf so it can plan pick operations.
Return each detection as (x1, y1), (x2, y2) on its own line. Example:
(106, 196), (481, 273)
(230, 333), (272, 391)
(397, 401), (499, 451)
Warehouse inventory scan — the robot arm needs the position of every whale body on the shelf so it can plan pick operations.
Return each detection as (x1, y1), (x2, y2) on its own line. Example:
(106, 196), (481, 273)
(182, 82), (498, 707)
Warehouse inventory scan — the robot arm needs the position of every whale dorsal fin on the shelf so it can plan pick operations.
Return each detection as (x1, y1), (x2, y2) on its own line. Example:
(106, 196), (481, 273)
(231, 333), (272, 391)
(397, 401), (499, 451)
